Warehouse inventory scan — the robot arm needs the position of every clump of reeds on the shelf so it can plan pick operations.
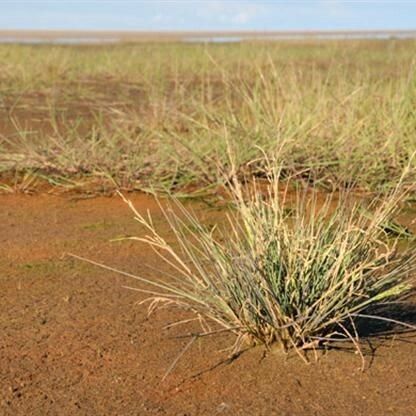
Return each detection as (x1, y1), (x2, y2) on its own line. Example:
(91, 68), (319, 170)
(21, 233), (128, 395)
(112, 162), (415, 363)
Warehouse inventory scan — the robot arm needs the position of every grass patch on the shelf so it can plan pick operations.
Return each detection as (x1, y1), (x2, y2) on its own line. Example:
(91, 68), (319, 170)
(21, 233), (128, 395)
(78, 162), (415, 369)
(1, 40), (416, 195)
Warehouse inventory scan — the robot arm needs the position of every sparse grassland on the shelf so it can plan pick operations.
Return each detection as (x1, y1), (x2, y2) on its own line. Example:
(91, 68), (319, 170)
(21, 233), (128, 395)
(1, 39), (416, 195)
(1, 38), (416, 404)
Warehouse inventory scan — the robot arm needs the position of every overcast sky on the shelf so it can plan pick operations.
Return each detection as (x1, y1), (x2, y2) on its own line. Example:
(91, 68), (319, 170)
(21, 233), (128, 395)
(1, 1), (416, 31)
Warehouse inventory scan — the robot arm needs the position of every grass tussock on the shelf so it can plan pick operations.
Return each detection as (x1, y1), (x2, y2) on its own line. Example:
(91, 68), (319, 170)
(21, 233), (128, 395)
(115, 164), (415, 362)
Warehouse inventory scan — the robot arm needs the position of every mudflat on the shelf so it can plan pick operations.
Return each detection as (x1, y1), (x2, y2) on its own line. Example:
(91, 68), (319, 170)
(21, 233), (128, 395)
(1, 29), (416, 43)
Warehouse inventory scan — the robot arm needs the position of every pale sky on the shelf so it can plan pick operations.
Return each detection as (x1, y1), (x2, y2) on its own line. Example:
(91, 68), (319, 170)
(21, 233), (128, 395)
(1, 1), (415, 31)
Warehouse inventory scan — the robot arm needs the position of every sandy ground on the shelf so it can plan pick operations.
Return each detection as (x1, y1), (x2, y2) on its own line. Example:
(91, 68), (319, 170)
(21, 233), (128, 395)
(1, 193), (415, 415)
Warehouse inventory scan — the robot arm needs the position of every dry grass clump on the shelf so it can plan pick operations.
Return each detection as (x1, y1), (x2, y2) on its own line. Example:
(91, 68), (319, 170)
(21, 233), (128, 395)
(114, 165), (415, 361)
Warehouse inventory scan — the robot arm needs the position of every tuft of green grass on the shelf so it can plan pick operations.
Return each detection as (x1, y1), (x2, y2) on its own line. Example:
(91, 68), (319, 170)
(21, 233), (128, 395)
(109, 163), (416, 366)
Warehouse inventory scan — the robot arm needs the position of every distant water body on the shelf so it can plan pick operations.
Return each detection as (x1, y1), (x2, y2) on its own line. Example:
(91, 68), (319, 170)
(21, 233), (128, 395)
(185, 33), (416, 43)
(1, 31), (416, 45)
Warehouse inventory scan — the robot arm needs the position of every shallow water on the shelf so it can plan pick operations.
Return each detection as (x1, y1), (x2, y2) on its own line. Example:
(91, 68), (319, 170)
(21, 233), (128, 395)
(184, 33), (416, 43)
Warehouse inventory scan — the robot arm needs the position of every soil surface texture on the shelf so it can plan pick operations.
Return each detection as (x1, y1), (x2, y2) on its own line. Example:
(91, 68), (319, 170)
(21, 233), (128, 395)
(1, 194), (415, 415)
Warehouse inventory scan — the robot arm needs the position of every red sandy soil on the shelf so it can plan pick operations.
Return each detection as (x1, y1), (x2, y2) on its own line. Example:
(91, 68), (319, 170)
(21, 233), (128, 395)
(1, 193), (415, 415)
